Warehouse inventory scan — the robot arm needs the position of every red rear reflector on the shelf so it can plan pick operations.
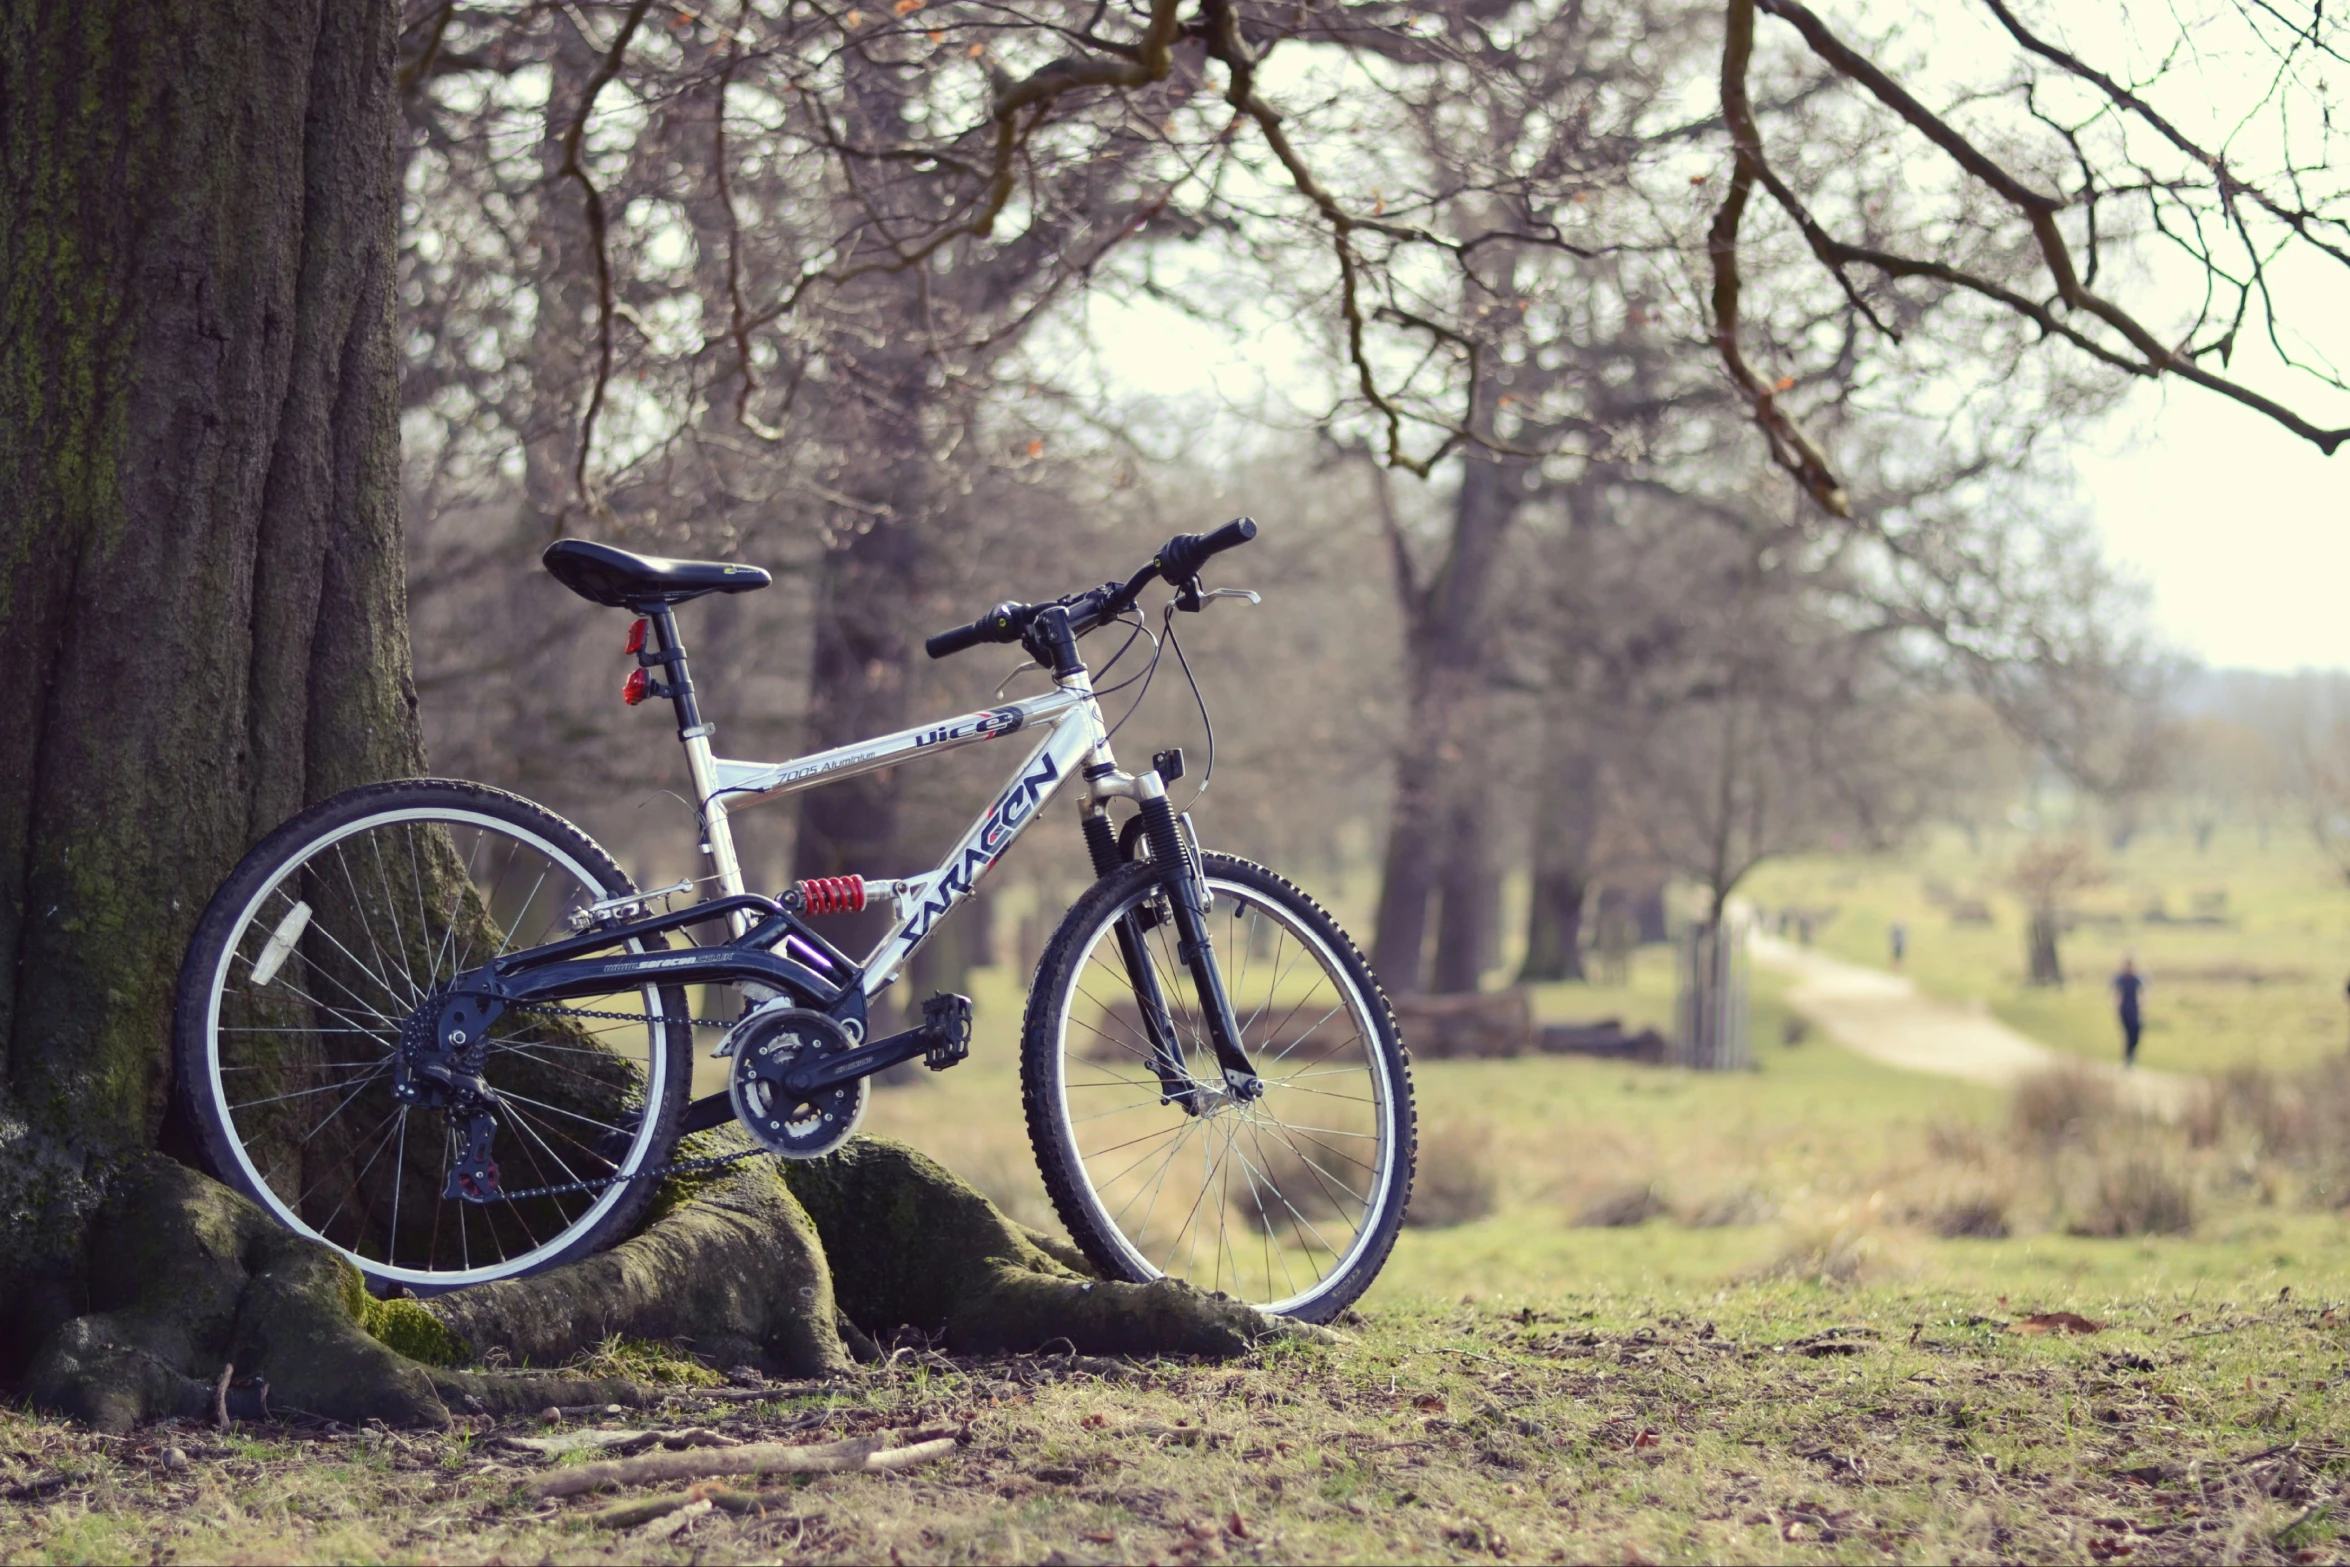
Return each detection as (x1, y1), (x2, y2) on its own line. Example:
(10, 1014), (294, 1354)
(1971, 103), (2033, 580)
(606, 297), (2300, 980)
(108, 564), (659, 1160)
(625, 617), (648, 654)
(623, 668), (650, 706)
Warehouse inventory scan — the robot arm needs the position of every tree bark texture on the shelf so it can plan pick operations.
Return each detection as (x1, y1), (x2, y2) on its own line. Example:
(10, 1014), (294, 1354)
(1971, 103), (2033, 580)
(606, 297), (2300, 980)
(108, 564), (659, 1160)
(1520, 744), (1601, 982)
(1371, 446), (1526, 992)
(0, 0), (418, 1354)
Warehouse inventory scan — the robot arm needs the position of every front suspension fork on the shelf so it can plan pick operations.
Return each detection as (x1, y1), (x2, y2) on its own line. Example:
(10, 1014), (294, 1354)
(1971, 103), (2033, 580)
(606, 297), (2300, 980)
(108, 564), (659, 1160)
(1083, 803), (1262, 1108)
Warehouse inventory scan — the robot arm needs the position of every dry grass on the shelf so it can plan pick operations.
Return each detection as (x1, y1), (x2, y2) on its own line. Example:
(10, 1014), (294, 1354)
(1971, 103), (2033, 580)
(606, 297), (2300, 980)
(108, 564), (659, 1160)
(1927, 1186), (2013, 1239)
(2010, 1061), (2119, 1154)
(1400, 1118), (1499, 1230)
(1572, 1181), (1666, 1229)
(2065, 1139), (2197, 1237)
(1741, 1224), (1877, 1285)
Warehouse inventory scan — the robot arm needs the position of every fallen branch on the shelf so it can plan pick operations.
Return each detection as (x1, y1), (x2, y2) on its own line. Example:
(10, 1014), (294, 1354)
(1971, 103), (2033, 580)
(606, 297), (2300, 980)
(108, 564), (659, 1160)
(591, 1482), (818, 1529)
(529, 1427), (959, 1499)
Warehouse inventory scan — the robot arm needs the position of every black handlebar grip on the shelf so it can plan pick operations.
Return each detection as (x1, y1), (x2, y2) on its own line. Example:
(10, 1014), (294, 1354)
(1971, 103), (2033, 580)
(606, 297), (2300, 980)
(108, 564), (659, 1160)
(925, 601), (1027, 659)
(925, 621), (990, 660)
(1158, 516), (1257, 581)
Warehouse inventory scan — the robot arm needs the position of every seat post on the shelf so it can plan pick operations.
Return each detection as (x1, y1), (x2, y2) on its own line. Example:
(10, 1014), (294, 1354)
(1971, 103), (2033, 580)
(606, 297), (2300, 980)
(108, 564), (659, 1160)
(642, 606), (751, 915)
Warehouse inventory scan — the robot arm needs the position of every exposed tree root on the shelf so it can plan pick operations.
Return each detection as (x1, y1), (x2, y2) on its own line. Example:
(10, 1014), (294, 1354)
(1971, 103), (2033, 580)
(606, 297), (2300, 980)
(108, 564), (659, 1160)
(780, 1137), (1310, 1357)
(421, 1154), (854, 1379)
(21, 1136), (1306, 1433)
(23, 1156), (435, 1432)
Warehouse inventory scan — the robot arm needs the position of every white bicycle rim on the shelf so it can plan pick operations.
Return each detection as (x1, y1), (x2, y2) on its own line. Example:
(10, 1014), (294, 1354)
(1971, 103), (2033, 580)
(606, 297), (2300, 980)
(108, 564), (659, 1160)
(201, 805), (670, 1291)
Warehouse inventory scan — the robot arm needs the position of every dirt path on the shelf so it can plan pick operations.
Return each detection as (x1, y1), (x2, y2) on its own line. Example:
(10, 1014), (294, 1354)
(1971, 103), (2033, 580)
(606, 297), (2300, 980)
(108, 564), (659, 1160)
(1751, 933), (2195, 1117)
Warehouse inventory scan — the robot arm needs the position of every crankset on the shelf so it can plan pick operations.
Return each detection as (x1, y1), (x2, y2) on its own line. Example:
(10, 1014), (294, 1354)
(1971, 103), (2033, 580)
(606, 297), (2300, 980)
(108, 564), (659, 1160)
(727, 1006), (866, 1159)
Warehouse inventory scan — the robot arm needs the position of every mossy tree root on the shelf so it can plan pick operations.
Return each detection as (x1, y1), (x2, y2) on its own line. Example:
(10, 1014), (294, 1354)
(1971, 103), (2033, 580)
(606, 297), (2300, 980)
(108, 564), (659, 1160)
(780, 1138), (1310, 1358)
(419, 1155), (855, 1379)
(23, 1155), (450, 1432)
(23, 1137), (1308, 1433)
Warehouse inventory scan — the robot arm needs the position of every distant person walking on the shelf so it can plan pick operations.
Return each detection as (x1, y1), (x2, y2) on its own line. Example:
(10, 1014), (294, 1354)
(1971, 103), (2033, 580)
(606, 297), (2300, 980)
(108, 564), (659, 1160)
(1889, 921), (1908, 970)
(2113, 958), (2146, 1067)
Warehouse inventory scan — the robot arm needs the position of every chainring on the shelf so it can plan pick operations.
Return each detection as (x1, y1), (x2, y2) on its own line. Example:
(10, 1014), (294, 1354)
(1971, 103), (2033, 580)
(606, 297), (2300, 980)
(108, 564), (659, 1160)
(726, 1007), (866, 1159)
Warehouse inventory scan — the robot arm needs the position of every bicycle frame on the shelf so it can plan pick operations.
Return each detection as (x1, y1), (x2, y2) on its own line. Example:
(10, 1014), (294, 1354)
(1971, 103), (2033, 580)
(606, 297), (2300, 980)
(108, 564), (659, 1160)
(463, 651), (1177, 1029)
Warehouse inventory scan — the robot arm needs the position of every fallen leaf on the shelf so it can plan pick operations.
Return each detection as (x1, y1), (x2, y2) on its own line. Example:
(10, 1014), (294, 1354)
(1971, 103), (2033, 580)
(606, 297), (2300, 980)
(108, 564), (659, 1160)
(1227, 1511), (1249, 1538)
(1630, 1429), (1660, 1450)
(1079, 1413), (1107, 1430)
(1412, 1394), (1445, 1412)
(2008, 1312), (2103, 1336)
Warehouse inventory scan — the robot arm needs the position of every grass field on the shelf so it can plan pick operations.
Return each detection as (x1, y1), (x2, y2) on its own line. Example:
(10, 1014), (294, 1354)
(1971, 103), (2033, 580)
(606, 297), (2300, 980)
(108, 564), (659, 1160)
(1747, 824), (2350, 1077)
(12, 920), (2350, 1564)
(9, 839), (2350, 1564)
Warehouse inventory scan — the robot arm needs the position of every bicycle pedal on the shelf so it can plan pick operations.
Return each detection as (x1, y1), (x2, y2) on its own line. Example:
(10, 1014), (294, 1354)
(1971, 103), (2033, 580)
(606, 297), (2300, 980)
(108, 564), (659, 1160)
(921, 992), (972, 1071)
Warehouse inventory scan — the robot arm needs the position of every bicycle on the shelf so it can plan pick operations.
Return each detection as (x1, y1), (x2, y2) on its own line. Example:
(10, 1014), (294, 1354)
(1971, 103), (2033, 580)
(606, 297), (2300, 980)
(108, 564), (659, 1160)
(174, 520), (1416, 1322)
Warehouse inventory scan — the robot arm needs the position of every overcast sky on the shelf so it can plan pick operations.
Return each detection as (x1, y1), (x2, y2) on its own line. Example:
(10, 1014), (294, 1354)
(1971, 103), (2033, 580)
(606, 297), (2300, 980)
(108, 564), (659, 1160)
(2077, 386), (2348, 675)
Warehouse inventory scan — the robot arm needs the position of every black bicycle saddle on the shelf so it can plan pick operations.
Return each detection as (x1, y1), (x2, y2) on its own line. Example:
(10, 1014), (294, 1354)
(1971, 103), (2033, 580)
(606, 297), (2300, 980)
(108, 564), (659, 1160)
(542, 538), (773, 609)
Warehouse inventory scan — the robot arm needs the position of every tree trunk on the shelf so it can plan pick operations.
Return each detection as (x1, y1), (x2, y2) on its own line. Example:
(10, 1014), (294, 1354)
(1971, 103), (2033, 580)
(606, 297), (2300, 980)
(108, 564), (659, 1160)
(519, 12), (601, 538)
(1370, 444), (1526, 991)
(1520, 741), (1600, 982)
(0, 0), (418, 1357)
(1429, 776), (1499, 995)
(2026, 907), (2064, 987)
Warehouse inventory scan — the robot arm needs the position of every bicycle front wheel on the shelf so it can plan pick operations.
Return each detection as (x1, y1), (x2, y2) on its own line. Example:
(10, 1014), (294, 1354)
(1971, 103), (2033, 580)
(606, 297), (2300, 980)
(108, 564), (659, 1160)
(1021, 853), (1415, 1322)
(172, 779), (692, 1295)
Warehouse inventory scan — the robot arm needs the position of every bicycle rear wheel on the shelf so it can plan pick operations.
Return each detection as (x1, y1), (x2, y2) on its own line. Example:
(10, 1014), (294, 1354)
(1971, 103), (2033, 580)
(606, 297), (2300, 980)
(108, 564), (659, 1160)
(172, 779), (691, 1294)
(1021, 853), (1414, 1322)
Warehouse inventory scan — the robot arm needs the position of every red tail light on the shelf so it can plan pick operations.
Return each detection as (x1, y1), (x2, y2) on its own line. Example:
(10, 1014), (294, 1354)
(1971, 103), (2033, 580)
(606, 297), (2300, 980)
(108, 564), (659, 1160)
(625, 617), (648, 654)
(623, 668), (650, 706)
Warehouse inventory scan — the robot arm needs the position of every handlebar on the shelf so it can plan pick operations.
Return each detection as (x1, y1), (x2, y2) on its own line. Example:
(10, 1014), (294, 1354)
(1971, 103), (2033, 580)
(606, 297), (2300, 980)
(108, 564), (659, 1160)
(923, 518), (1257, 662)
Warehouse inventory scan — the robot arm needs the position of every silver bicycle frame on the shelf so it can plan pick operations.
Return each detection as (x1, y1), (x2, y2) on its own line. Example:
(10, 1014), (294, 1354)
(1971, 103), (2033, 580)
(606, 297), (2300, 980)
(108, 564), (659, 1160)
(687, 663), (1166, 997)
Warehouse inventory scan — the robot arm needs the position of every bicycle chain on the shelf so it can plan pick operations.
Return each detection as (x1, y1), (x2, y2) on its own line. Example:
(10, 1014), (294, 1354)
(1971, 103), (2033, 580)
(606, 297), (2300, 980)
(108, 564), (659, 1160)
(477, 1001), (761, 1204)
(511, 1000), (738, 1030)
(477, 1142), (766, 1205)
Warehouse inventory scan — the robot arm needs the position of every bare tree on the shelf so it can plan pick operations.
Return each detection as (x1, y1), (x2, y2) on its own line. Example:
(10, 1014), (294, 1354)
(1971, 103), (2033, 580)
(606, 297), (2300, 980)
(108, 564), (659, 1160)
(2007, 837), (2106, 985)
(1708, 0), (2350, 516)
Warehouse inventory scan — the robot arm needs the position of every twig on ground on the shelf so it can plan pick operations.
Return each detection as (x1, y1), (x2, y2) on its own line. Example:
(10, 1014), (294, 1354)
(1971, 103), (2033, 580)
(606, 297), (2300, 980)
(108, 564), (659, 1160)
(211, 1365), (232, 1432)
(591, 1482), (819, 1528)
(528, 1427), (959, 1499)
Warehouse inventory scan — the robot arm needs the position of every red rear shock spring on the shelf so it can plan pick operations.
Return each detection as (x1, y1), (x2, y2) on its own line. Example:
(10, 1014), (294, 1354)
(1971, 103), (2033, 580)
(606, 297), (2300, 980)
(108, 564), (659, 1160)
(794, 875), (867, 916)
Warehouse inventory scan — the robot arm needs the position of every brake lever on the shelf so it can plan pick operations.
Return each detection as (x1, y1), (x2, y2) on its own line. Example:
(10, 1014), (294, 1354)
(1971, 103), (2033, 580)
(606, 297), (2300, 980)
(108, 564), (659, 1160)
(994, 658), (1041, 701)
(1177, 584), (1261, 611)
